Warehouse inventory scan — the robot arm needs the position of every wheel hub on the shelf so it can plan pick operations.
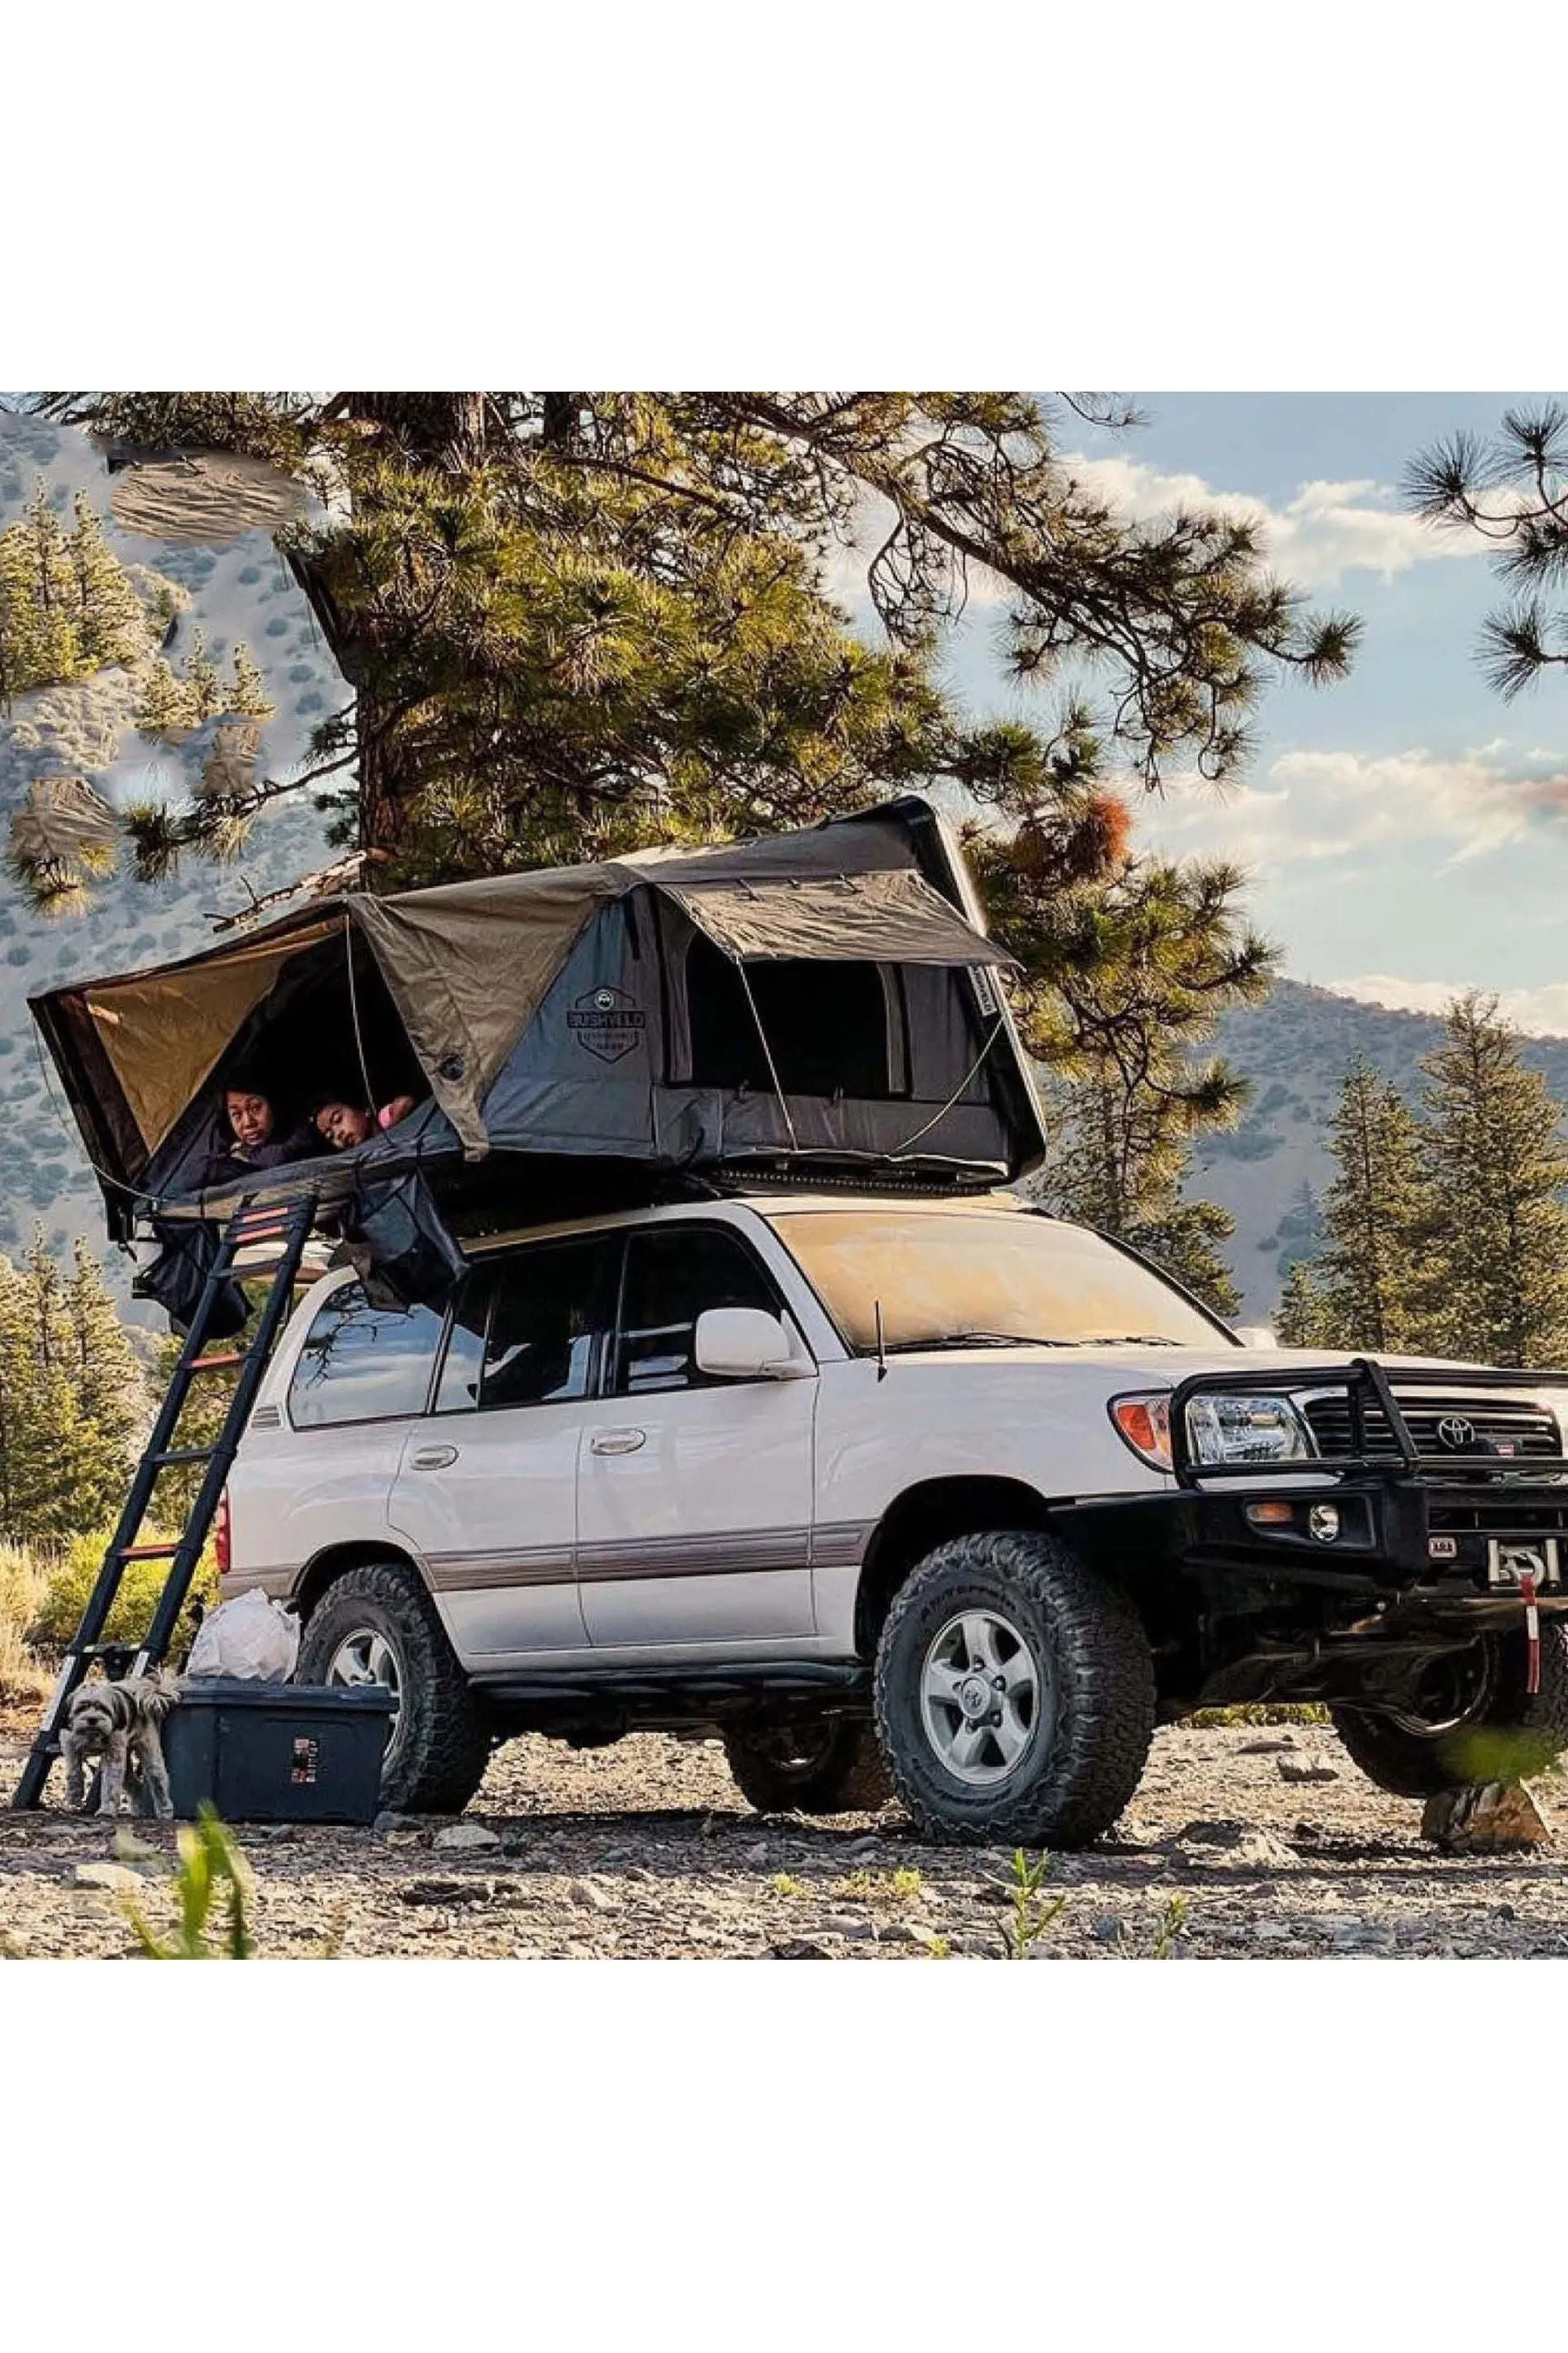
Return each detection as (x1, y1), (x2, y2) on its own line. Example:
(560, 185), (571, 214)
(919, 1608), (1051, 1786)
(326, 1628), (404, 1760)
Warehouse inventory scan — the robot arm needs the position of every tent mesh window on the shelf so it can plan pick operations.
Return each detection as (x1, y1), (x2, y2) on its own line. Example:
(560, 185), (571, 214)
(683, 934), (900, 1100)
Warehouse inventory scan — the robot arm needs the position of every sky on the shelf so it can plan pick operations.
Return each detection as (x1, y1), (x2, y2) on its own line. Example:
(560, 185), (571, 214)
(916, 392), (1568, 1034)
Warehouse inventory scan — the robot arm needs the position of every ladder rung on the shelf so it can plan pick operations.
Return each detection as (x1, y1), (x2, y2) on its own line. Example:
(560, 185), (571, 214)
(117, 1543), (180, 1561)
(189, 1351), (248, 1371)
(151, 1447), (214, 1466)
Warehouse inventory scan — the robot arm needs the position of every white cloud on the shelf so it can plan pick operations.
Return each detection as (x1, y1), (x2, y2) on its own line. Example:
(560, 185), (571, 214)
(1141, 744), (1568, 872)
(1059, 454), (1485, 591)
(824, 450), (1485, 616)
(1324, 975), (1568, 1039)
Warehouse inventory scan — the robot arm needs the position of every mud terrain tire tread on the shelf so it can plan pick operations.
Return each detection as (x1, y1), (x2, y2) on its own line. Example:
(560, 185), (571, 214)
(723, 1718), (891, 1815)
(1333, 1623), (1568, 1797)
(873, 1528), (1156, 1849)
(297, 1559), (492, 1815)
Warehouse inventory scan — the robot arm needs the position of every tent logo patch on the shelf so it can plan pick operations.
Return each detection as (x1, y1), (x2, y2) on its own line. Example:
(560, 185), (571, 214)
(568, 986), (646, 1064)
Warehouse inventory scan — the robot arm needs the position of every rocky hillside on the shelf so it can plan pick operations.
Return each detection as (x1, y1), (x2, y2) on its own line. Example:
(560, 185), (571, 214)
(1193, 977), (1568, 1319)
(0, 410), (333, 1286)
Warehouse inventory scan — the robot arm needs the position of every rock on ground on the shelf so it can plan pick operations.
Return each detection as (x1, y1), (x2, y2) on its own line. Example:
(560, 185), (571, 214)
(3, 1714), (1568, 1959)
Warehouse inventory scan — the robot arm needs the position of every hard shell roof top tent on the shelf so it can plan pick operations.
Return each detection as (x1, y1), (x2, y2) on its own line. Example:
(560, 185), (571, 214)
(31, 796), (1047, 1251)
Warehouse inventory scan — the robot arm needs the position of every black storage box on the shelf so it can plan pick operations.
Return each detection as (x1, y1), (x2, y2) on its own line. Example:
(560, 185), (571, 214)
(163, 1678), (395, 1824)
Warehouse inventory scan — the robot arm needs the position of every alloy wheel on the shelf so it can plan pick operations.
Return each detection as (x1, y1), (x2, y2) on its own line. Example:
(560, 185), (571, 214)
(919, 1607), (1049, 1785)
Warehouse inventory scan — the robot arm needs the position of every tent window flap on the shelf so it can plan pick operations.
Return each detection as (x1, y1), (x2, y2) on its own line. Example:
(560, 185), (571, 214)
(655, 868), (1015, 968)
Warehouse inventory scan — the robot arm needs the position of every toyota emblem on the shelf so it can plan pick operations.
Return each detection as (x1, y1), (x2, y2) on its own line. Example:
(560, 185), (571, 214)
(1436, 1414), (1477, 1452)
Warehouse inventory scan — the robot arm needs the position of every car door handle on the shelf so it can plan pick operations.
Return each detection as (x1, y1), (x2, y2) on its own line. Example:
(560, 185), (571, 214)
(411, 1444), (460, 1470)
(590, 1427), (647, 1456)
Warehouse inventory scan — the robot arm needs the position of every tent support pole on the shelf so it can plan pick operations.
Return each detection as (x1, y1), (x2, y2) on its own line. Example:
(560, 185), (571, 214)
(734, 959), (800, 1153)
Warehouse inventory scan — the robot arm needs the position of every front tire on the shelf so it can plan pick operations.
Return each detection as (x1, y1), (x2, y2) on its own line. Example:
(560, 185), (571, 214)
(297, 1560), (492, 1814)
(873, 1529), (1156, 1848)
(723, 1716), (891, 1815)
(1333, 1625), (1568, 1797)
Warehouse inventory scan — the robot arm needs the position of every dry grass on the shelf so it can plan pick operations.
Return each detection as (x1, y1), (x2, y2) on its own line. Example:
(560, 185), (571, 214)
(0, 1527), (216, 1713)
(0, 1543), (51, 1707)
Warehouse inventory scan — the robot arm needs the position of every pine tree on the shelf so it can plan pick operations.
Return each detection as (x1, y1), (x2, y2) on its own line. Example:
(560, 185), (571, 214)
(183, 628), (224, 723)
(0, 1234), (148, 1544)
(1405, 405), (1568, 697)
(0, 1253), (36, 1533)
(0, 525), (28, 714)
(1020, 853), (1273, 1316)
(1276, 1257), (1333, 1348)
(64, 1236), (146, 1522)
(21, 485), (82, 686)
(1421, 995), (1568, 1367)
(133, 657), (194, 738)
(226, 643), (274, 717)
(68, 492), (146, 667)
(28, 392), (1359, 896)
(1314, 1058), (1433, 1350)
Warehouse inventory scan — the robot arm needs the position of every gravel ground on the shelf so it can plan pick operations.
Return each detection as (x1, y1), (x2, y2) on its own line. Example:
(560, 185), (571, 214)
(3, 1713), (1566, 1958)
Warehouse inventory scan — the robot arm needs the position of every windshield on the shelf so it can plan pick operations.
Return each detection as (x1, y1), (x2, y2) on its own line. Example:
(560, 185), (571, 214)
(765, 1208), (1233, 1353)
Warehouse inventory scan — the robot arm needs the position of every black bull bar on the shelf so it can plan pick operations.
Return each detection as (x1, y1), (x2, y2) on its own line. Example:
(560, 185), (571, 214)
(1153, 1357), (1568, 1625)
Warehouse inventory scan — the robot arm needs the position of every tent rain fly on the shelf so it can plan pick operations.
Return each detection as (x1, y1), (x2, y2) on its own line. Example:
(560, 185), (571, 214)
(31, 796), (1047, 1242)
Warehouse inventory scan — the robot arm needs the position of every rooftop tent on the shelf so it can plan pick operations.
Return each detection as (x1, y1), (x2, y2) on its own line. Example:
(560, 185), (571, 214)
(31, 796), (1047, 1242)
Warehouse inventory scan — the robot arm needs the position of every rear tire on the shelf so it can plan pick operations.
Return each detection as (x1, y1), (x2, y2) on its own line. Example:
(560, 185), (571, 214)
(1333, 1625), (1568, 1797)
(723, 1716), (891, 1815)
(873, 1528), (1155, 1849)
(297, 1560), (492, 1815)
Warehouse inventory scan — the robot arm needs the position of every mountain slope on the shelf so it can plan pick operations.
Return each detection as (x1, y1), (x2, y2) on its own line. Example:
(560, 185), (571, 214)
(1190, 977), (1568, 1318)
(0, 410), (335, 1285)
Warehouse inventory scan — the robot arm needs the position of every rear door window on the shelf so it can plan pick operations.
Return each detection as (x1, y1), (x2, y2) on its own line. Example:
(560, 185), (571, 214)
(287, 1282), (444, 1428)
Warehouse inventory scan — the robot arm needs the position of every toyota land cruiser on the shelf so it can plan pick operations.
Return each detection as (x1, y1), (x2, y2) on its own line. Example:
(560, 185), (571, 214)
(219, 1191), (1568, 1845)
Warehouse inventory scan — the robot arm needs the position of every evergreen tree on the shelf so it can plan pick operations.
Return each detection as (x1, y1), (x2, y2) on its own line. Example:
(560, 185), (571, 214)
(68, 492), (146, 666)
(0, 481), (149, 706)
(1276, 1257), (1333, 1348)
(183, 628), (224, 722)
(132, 656), (193, 738)
(0, 1233), (146, 1544)
(0, 525), (27, 713)
(1019, 850), (1273, 1314)
(1421, 994), (1568, 1367)
(29, 392), (1359, 896)
(226, 642), (274, 717)
(21, 485), (82, 685)
(1405, 404), (1568, 697)
(64, 1236), (146, 1521)
(1314, 1057), (1433, 1349)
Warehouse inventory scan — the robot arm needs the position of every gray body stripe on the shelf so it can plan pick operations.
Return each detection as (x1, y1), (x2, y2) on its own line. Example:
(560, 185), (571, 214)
(810, 1520), (875, 1569)
(577, 1528), (810, 1585)
(238, 1521), (877, 1602)
(425, 1548), (575, 1592)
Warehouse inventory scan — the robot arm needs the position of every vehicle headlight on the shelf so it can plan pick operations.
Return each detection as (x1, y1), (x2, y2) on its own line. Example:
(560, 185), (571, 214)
(1185, 1391), (1314, 1467)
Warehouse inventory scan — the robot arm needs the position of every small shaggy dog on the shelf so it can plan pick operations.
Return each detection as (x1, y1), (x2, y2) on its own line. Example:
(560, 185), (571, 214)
(60, 1671), (181, 1819)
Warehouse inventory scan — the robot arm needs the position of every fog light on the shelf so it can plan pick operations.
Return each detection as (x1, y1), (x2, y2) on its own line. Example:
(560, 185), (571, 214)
(1309, 1504), (1341, 1543)
(1247, 1500), (1295, 1528)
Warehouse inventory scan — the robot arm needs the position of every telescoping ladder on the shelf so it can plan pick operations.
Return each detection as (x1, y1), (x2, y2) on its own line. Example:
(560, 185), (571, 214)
(11, 1190), (318, 1810)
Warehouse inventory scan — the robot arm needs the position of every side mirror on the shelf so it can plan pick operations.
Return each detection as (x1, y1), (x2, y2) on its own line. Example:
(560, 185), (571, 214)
(694, 1306), (810, 1381)
(1233, 1325), (1278, 1350)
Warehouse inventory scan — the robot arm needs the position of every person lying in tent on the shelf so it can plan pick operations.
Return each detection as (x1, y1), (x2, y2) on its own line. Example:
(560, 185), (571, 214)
(313, 1092), (420, 1151)
(200, 1075), (317, 1186)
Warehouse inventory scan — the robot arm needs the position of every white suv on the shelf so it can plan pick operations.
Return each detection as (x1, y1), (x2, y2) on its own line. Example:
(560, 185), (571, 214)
(221, 1192), (1568, 1844)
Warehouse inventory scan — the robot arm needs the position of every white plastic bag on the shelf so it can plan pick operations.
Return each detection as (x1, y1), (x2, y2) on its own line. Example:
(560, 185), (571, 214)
(186, 1590), (300, 1682)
